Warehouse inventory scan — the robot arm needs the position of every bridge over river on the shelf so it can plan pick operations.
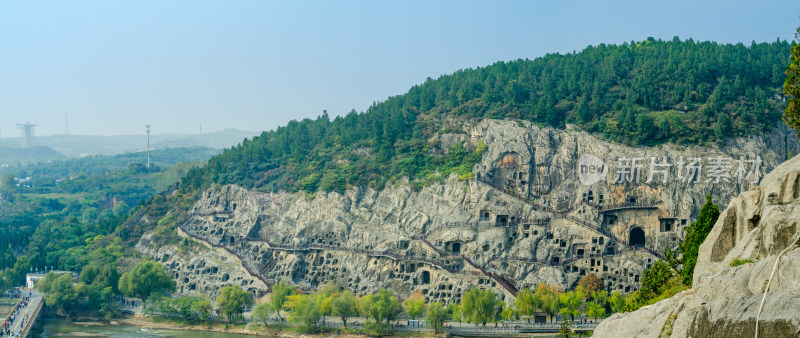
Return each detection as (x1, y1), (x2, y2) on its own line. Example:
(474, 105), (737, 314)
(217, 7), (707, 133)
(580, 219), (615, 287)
(1, 289), (44, 337)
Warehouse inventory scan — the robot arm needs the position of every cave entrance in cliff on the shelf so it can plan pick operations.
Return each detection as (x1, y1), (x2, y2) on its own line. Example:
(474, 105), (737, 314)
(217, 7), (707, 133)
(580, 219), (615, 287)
(421, 271), (430, 284)
(496, 215), (509, 226)
(629, 227), (645, 247)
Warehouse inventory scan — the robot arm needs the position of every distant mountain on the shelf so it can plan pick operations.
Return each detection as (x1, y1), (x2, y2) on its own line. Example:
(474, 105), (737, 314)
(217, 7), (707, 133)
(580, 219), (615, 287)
(0, 145), (64, 166)
(0, 129), (259, 158)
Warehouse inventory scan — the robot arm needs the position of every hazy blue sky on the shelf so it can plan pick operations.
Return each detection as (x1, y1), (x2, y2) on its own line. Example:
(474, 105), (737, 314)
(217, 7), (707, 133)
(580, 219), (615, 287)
(2, 1), (799, 136)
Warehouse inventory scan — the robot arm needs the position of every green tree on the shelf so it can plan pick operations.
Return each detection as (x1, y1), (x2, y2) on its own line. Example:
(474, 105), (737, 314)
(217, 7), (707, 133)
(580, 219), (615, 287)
(118, 260), (176, 306)
(590, 290), (608, 307)
(515, 288), (535, 322)
(253, 303), (274, 325)
(586, 301), (606, 320)
(317, 293), (334, 325)
(663, 247), (682, 274)
(679, 195), (720, 285)
(461, 288), (497, 327)
(640, 260), (674, 298)
(446, 303), (462, 324)
(154, 296), (210, 321)
(76, 282), (118, 318)
(216, 285), (253, 323)
(38, 272), (78, 315)
(0, 174), (15, 218)
(314, 281), (337, 324)
(190, 298), (212, 321)
(558, 289), (583, 322)
(493, 299), (506, 327)
(80, 262), (120, 293)
(784, 26), (800, 137)
(500, 305), (516, 321)
(359, 288), (401, 325)
(623, 290), (647, 312)
(714, 114), (733, 144)
(634, 113), (656, 144)
(269, 280), (295, 320)
(609, 291), (625, 313)
(284, 294), (321, 333)
(426, 301), (448, 334)
(0, 174), (15, 192)
(541, 293), (560, 323)
(402, 290), (426, 320)
(331, 291), (358, 328)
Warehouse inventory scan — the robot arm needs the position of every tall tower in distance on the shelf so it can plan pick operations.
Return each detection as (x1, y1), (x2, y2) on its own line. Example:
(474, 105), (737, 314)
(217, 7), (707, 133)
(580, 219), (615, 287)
(17, 122), (36, 148)
(146, 124), (152, 169)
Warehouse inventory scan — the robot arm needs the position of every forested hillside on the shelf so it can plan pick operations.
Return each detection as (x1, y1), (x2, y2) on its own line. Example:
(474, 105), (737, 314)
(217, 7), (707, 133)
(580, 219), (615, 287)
(0, 148), (216, 288)
(183, 38), (791, 195)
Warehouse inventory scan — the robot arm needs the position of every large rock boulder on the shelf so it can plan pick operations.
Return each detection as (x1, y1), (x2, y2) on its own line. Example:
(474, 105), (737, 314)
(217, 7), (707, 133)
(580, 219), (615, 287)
(593, 154), (800, 337)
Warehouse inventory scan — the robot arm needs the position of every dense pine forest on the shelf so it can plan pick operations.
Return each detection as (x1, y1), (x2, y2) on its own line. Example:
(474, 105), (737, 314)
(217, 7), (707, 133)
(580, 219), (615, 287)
(183, 38), (792, 195)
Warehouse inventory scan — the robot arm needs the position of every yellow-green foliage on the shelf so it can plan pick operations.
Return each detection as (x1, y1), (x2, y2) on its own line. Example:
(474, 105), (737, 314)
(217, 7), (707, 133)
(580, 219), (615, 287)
(647, 277), (690, 306)
(660, 313), (678, 337)
(150, 215), (179, 247)
(729, 258), (757, 267)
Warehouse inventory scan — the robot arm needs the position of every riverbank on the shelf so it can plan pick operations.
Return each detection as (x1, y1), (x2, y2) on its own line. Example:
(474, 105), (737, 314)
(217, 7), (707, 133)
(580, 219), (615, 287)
(65, 314), (440, 338)
(36, 314), (569, 338)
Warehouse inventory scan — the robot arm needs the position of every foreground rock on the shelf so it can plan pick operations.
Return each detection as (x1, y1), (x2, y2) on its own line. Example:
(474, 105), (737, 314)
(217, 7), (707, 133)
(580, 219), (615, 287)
(593, 154), (800, 337)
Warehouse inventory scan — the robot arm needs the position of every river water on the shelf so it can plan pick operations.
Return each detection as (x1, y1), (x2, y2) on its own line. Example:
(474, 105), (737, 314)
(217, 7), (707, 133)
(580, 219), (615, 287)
(31, 317), (264, 337)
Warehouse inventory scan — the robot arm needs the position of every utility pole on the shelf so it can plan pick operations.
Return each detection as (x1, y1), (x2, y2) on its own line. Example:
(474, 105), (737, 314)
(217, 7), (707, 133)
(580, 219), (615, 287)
(146, 124), (151, 169)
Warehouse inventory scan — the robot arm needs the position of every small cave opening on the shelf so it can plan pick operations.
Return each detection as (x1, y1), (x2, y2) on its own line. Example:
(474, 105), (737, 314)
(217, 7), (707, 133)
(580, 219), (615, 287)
(496, 215), (509, 226)
(421, 270), (430, 284)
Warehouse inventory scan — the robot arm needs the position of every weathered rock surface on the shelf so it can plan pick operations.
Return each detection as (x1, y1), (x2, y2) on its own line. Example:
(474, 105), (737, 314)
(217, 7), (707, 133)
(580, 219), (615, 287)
(134, 119), (799, 304)
(136, 227), (269, 298)
(593, 154), (800, 337)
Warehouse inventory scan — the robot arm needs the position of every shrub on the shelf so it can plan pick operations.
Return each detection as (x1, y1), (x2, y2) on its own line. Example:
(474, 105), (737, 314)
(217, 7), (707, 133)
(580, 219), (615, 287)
(729, 258), (756, 267)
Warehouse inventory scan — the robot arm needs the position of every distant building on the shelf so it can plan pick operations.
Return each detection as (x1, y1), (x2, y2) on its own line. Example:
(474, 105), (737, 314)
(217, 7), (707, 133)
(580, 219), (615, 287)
(14, 177), (32, 187)
(26, 274), (44, 289)
(533, 312), (547, 324)
(26, 271), (77, 289)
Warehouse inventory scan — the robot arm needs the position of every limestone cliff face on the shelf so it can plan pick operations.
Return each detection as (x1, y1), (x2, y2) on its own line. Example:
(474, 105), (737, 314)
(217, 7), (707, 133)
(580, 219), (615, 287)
(135, 119), (799, 304)
(135, 226), (269, 298)
(593, 154), (800, 338)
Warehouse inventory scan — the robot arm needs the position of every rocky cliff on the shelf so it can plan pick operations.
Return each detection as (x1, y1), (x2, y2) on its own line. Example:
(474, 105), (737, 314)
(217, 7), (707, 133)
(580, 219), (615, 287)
(593, 153), (800, 337)
(135, 119), (799, 304)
